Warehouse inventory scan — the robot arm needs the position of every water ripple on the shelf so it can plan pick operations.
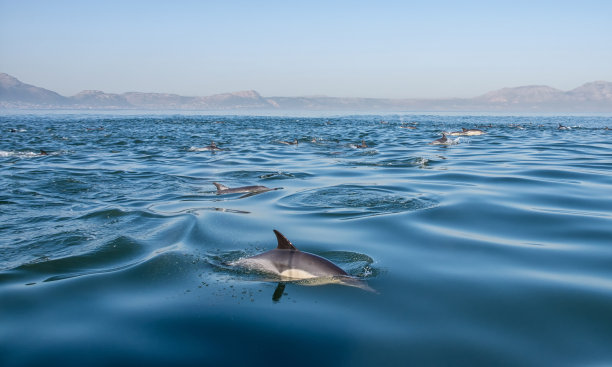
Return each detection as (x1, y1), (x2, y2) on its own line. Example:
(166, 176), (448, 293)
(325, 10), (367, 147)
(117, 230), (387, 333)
(2, 114), (612, 366)
(278, 184), (438, 218)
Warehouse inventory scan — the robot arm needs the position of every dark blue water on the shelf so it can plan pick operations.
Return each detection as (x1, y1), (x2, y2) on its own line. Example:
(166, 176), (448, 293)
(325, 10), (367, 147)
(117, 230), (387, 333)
(1, 113), (611, 366)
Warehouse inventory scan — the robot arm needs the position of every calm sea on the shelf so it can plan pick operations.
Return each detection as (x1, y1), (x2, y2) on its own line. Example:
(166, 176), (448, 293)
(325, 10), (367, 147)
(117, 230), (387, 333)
(1, 113), (611, 366)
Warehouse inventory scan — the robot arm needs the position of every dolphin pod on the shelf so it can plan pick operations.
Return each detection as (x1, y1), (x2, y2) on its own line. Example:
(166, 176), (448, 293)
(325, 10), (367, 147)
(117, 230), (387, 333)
(231, 230), (373, 291)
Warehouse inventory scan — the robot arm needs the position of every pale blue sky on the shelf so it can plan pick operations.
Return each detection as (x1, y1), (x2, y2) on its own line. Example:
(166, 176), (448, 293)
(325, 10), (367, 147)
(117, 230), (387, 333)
(1, 0), (611, 98)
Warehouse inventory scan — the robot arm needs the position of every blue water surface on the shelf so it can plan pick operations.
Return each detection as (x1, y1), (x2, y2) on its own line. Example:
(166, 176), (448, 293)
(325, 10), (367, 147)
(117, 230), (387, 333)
(1, 113), (611, 366)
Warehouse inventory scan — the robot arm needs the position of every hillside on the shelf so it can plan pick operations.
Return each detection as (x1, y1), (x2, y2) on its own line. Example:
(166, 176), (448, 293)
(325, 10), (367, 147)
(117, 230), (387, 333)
(1, 73), (611, 112)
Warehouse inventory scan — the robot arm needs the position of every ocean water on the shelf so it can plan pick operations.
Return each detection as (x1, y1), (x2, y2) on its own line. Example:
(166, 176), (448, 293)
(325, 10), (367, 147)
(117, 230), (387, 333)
(1, 113), (611, 366)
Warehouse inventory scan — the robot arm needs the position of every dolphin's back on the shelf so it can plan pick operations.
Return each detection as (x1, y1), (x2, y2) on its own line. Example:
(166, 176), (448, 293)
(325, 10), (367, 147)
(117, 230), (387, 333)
(239, 249), (347, 279)
(213, 182), (273, 194)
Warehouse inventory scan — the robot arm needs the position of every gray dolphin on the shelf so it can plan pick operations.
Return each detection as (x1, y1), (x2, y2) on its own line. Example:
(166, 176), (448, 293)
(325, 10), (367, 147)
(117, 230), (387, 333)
(213, 182), (281, 196)
(430, 133), (450, 145)
(189, 141), (227, 151)
(448, 130), (465, 136)
(231, 230), (373, 291)
(461, 127), (485, 135)
(558, 123), (571, 130)
(278, 138), (298, 145)
(351, 140), (368, 148)
(449, 128), (485, 136)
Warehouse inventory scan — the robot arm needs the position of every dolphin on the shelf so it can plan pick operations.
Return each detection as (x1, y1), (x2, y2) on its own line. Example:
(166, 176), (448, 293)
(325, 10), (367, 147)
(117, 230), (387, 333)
(352, 140), (368, 148)
(231, 230), (373, 291)
(213, 182), (281, 196)
(462, 128), (485, 135)
(448, 128), (485, 136)
(189, 141), (227, 151)
(278, 138), (298, 145)
(430, 133), (451, 145)
(558, 123), (571, 130)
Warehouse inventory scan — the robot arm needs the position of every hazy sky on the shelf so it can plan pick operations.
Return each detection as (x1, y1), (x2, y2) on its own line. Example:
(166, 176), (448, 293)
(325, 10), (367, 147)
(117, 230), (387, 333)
(1, 0), (611, 98)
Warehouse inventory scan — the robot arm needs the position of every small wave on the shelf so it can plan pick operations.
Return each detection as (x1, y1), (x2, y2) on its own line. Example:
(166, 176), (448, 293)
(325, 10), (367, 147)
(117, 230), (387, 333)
(0, 150), (45, 158)
(147, 203), (251, 215)
(78, 207), (167, 221)
(316, 251), (379, 278)
(218, 170), (312, 180)
(188, 146), (210, 152)
(7, 235), (179, 285)
(348, 156), (433, 168)
(258, 171), (300, 180)
(277, 184), (438, 219)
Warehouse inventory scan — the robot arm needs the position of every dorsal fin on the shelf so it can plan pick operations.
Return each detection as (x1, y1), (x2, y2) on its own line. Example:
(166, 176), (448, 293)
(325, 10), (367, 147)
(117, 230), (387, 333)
(273, 230), (298, 250)
(213, 182), (229, 191)
(462, 127), (468, 131)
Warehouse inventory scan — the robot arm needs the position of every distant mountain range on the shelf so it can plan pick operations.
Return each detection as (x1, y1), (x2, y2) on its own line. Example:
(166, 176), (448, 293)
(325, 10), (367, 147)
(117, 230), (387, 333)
(1, 72), (611, 112)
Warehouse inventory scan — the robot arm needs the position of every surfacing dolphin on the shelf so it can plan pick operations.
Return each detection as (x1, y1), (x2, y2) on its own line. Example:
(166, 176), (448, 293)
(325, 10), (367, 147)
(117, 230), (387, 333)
(231, 230), (373, 291)
(189, 141), (227, 152)
(278, 138), (298, 145)
(558, 123), (571, 130)
(350, 140), (368, 148)
(213, 182), (281, 196)
(462, 128), (485, 135)
(430, 133), (453, 145)
(448, 128), (486, 136)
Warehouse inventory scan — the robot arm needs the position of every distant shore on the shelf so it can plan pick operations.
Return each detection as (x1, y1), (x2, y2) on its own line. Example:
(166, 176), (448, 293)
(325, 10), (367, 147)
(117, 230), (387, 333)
(2, 73), (612, 113)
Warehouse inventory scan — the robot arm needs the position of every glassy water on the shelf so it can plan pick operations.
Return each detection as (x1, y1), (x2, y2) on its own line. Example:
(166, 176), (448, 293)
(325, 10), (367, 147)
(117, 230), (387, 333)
(1, 113), (611, 366)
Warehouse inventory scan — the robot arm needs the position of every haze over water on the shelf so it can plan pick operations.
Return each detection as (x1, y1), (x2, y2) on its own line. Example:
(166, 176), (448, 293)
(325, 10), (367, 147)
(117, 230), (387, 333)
(1, 113), (612, 366)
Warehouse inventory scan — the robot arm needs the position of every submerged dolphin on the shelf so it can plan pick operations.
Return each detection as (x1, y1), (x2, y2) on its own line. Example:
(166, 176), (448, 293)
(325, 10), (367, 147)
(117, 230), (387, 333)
(189, 141), (227, 151)
(231, 230), (373, 290)
(213, 182), (281, 196)
(351, 140), (368, 148)
(278, 138), (298, 145)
